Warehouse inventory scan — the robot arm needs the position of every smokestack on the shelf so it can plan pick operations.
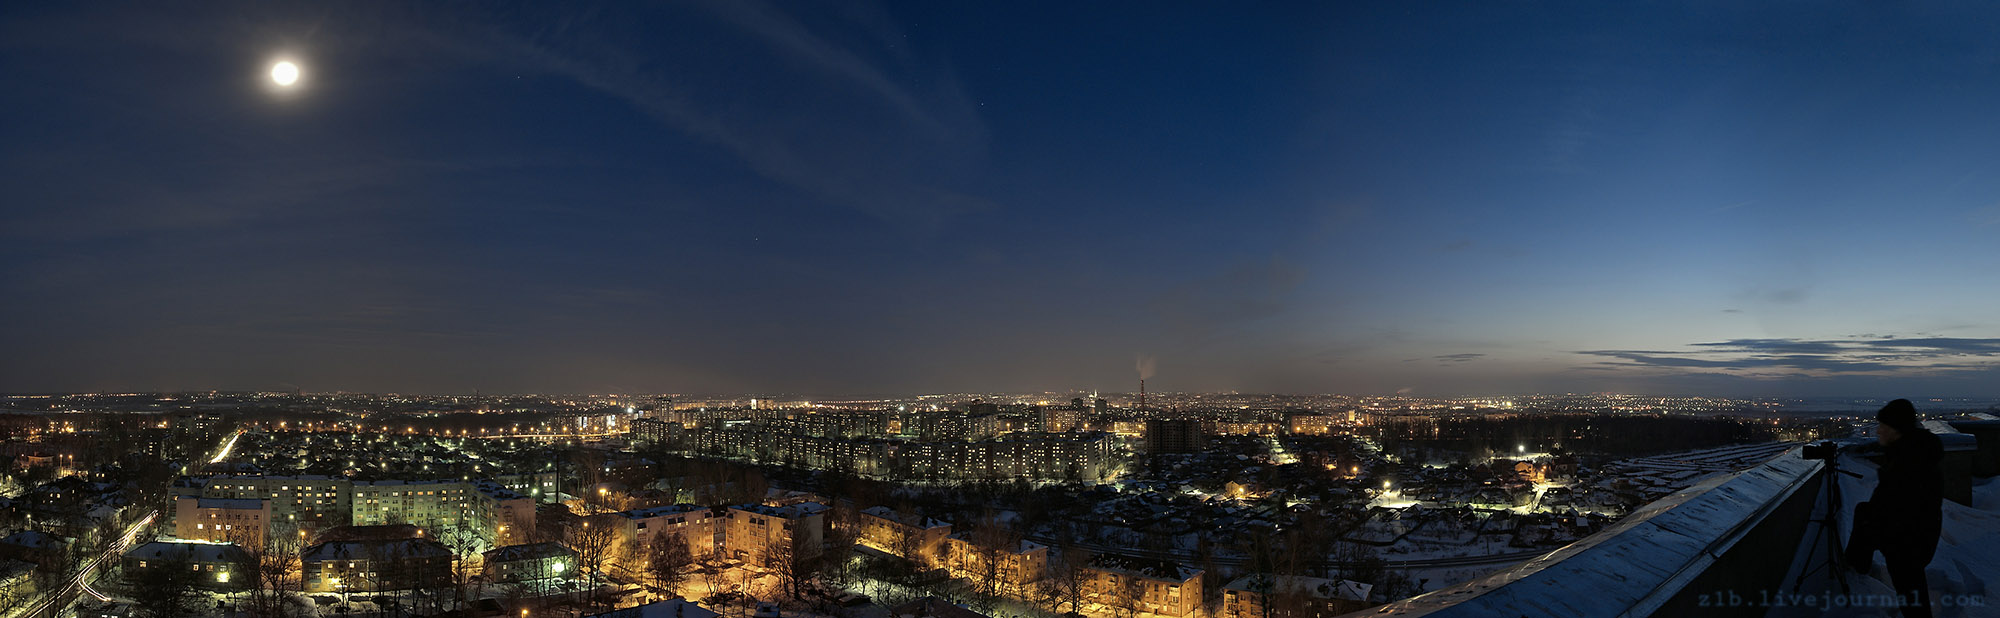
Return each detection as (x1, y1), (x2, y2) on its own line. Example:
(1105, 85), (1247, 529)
(1135, 353), (1156, 410)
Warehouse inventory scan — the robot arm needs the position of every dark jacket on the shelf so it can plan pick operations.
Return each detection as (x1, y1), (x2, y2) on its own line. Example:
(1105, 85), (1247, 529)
(1865, 428), (1945, 535)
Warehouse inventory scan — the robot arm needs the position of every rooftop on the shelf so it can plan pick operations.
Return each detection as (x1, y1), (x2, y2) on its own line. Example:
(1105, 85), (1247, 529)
(126, 541), (250, 564)
(1224, 575), (1371, 602)
(484, 542), (574, 562)
(860, 506), (949, 529)
(1088, 554), (1201, 582)
(733, 502), (829, 519)
(303, 537), (451, 562)
(619, 504), (712, 519)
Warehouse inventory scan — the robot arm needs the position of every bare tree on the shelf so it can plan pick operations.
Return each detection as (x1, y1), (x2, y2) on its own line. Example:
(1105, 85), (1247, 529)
(700, 551), (730, 603)
(819, 503), (860, 590)
(730, 468), (771, 506)
(564, 516), (619, 612)
(764, 524), (812, 600)
(965, 510), (1017, 613)
(1329, 542), (1383, 588)
(238, 522), (305, 618)
(892, 503), (927, 568)
(572, 449), (609, 514)
(131, 553), (205, 618)
(1114, 573), (1149, 618)
(649, 530), (694, 598)
(436, 516), (492, 612)
(1039, 548), (1093, 618)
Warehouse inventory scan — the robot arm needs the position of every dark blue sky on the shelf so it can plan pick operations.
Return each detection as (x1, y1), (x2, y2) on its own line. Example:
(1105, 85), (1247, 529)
(5, 2), (2000, 396)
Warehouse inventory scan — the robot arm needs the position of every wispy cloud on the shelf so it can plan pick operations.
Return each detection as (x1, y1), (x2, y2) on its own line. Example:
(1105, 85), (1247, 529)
(1578, 336), (2000, 377)
(456, 1), (993, 230)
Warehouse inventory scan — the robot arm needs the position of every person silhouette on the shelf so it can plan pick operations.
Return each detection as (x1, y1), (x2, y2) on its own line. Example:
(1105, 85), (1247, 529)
(1843, 398), (1944, 618)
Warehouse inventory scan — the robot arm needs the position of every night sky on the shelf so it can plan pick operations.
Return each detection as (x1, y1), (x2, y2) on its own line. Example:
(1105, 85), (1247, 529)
(5, 3), (2000, 397)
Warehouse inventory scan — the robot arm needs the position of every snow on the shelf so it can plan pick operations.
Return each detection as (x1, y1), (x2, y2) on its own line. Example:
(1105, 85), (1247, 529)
(1361, 443), (1820, 616)
(1768, 456), (2000, 618)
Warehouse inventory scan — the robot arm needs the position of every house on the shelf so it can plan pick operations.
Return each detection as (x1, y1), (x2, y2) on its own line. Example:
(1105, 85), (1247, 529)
(302, 537), (453, 593)
(122, 541), (252, 590)
(0, 530), (71, 565)
(1221, 575), (1373, 618)
(0, 558), (38, 606)
(482, 542), (575, 592)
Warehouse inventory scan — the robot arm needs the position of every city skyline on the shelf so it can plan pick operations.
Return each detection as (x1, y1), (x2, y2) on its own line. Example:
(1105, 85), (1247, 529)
(7, 3), (2000, 396)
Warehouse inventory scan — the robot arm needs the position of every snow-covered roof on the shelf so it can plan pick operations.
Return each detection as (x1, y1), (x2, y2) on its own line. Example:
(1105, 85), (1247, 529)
(733, 502), (828, 520)
(0, 530), (69, 550)
(1223, 575), (1372, 602)
(1088, 554), (1201, 582)
(126, 541), (250, 565)
(483, 542), (573, 562)
(618, 504), (709, 519)
(303, 538), (451, 563)
(860, 506), (948, 529)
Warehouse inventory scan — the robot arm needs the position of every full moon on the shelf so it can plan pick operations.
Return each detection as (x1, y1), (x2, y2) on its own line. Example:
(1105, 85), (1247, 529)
(271, 61), (300, 86)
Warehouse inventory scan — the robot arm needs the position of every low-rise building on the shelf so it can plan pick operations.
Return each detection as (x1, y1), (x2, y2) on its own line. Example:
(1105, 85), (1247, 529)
(174, 496), (270, 546)
(0, 530), (71, 565)
(609, 504), (725, 576)
(1221, 575), (1373, 618)
(1085, 555), (1202, 618)
(302, 537), (453, 593)
(857, 506), (950, 567)
(722, 502), (826, 567)
(0, 558), (35, 607)
(941, 534), (1046, 596)
(122, 541), (252, 590)
(482, 542), (575, 592)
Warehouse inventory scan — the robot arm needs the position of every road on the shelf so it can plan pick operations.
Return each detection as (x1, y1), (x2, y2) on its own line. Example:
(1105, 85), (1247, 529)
(15, 510), (157, 618)
(209, 430), (244, 464)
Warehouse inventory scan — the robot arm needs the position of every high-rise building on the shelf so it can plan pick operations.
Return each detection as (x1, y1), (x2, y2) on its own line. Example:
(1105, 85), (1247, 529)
(188, 475), (534, 550)
(1144, 420), (1205, 454)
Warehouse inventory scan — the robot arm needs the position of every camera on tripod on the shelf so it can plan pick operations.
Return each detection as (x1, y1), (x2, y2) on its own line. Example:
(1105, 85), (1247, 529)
(1801, 440), (1842, 460)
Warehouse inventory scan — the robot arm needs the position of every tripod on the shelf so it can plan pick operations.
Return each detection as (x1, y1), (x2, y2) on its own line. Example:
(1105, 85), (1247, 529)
(1791, 456), (1863, 594)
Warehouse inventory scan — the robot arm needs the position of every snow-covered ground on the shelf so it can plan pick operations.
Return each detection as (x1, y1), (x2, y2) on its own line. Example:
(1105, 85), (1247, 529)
(1773, 456), (1999, 618)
